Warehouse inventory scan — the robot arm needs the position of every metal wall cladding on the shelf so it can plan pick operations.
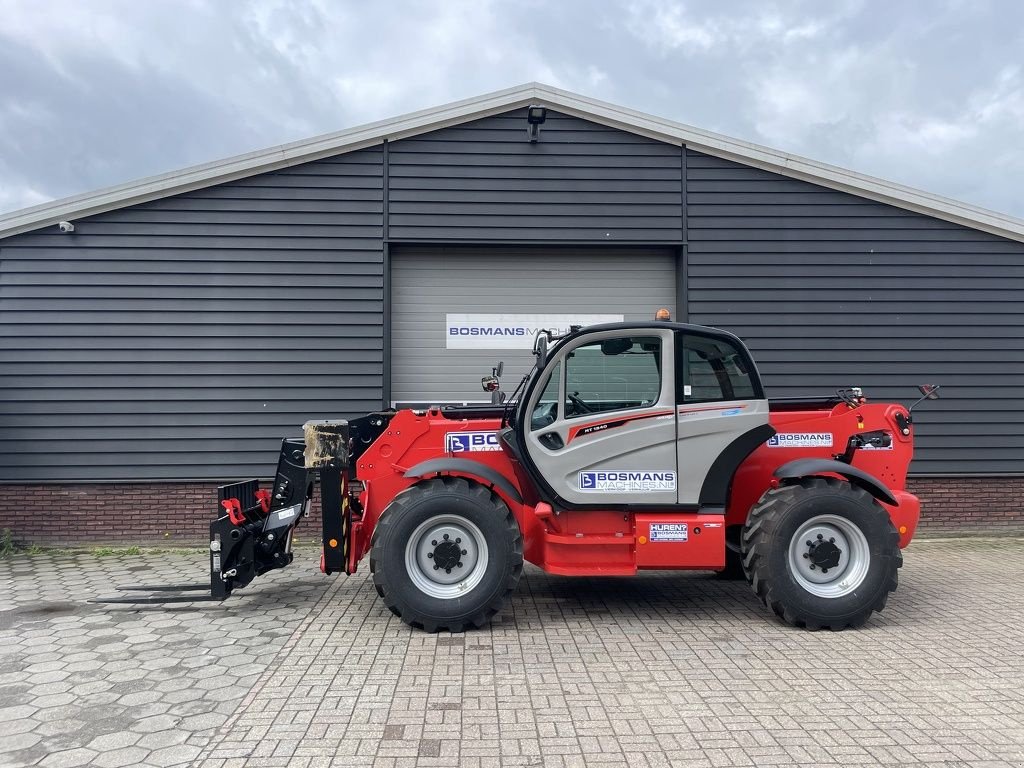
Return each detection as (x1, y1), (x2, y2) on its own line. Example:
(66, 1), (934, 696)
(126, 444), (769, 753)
(3, 107), (1024, 483)
(684, 149), (1024, 474)
(387, 109), (684, 243)
(0, 148), (385, 481)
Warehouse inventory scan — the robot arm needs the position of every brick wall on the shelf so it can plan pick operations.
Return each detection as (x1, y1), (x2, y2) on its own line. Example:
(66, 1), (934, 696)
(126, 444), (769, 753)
(0, 477), (1021, 546)
(906, 476), (1024, 535)
(0, 482), (324, 547)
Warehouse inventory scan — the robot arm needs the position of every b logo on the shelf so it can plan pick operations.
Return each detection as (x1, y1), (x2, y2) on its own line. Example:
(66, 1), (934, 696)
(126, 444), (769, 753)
(579, 472), (597, 489)
(445, 432), (501, 453)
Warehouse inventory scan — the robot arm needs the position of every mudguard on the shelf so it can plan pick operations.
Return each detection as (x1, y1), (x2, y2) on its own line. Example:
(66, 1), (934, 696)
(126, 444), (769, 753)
(773, 458), (899, 507)
(404, 458), (524, 504)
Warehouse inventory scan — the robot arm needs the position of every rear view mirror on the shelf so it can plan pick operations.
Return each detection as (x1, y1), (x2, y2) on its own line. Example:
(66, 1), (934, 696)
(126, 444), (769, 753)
(600, 338), (632, 356)
(495, 361), (504, 378)
(909, 383), (941, 414)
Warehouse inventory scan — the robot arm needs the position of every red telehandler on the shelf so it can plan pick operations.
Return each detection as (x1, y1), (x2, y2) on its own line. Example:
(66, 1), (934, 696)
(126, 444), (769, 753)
(97, 320), (936, 632)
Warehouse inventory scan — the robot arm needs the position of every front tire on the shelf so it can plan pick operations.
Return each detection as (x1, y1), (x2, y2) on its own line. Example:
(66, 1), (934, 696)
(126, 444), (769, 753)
(742, 477), (902, 630)
(370, 477), (523, 632)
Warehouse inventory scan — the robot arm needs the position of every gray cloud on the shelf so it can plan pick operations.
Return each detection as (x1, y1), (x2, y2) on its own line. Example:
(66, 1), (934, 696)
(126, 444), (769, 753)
(1, 0), (1022, 218)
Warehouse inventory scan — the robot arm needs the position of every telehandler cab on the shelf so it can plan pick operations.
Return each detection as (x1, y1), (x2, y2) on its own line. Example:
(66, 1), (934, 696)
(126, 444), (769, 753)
(97, 319), (930, 632)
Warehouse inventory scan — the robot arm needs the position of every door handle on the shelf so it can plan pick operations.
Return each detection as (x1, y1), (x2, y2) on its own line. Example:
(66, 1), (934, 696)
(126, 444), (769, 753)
(539, 432), (564, 450)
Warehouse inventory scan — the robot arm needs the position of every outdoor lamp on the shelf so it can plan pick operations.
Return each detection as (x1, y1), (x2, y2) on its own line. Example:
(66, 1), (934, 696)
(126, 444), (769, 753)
(527, 104), (547, 142)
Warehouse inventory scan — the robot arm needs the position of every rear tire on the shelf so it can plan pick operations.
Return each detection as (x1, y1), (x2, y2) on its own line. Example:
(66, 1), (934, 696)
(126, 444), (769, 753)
(742, 477), (902, 630)
(370, 477), (523, 632)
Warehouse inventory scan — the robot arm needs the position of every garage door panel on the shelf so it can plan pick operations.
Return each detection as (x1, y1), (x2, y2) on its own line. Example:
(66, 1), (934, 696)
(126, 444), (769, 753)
(391, 248), (677, 404)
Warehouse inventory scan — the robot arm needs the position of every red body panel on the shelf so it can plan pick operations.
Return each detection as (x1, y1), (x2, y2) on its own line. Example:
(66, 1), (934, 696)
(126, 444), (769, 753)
(349, 400), (920, 575)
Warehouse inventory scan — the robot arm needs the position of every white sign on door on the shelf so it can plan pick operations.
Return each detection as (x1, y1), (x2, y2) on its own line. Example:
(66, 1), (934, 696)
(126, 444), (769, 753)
(445, 313), (624, 349)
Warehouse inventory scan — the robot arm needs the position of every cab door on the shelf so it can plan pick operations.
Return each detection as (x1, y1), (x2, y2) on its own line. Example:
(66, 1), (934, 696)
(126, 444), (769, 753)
(522, 328), (678, 506)
(675, 331), (770, 505)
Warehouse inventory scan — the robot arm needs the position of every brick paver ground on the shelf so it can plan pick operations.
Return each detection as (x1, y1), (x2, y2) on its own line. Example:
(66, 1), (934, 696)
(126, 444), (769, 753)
(1, 539), (1022, 768)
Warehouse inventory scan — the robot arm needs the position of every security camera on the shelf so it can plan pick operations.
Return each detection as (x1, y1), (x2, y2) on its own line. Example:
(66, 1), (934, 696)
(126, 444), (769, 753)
(58, 221), (75, 233)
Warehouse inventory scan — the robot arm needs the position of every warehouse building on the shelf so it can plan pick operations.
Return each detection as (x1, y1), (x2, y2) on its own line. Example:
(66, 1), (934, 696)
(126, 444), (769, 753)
(1, 82), (1022, 543)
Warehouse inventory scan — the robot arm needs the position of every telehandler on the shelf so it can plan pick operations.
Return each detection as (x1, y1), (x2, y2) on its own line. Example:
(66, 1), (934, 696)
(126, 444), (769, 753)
(98, 318), (934, 632)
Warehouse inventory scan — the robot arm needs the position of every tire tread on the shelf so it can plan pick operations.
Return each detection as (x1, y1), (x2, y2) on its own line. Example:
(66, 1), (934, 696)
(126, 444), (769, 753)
(370, 477), (523, 633)
(741, 478), (902, 630)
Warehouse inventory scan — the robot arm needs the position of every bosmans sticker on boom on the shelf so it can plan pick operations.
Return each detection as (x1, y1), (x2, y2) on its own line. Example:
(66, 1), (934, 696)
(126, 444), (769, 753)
(767, 433), (833, 448)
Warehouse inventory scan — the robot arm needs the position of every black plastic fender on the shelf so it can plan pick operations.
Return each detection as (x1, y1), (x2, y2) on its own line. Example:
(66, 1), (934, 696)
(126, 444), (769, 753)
(773, 458), (898, 507)
(699, 424), (777, 509)
(404, 458), (524, 504)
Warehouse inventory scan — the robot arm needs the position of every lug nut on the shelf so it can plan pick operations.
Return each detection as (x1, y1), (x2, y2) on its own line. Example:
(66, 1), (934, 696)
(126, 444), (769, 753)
(433, 565), (439, 570)
(456, 538), (462, 544)
(457, 563), (463, 568)
(806, 540), (812, 546)
(462, 549), (467, 555)
(817, 533), (824, 540)
(829, 537), (835, 543)
(431, 540), (437, 546)
(802, 553), (809, 559)
(427, 553), (433, 559)
(443, 534), (450, 540)
(821, 568), (829, 574)
(810, 565), (816, 570)
(445, 568), (452, 574)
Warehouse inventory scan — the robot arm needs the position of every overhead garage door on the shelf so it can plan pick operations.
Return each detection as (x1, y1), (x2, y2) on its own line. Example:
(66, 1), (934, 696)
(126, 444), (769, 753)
(391, 247), (677, 404)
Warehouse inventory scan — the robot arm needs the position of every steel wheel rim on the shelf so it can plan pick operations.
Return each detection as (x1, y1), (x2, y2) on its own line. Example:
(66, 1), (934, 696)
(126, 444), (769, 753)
(787, 514), (871, 598)
(404, 514), (489, 599)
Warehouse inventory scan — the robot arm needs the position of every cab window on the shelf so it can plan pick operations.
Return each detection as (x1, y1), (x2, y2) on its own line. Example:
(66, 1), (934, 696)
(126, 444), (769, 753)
(564, 336), (662, 418)
(530, 361), (561, 430)
(678, 334), (757, 403)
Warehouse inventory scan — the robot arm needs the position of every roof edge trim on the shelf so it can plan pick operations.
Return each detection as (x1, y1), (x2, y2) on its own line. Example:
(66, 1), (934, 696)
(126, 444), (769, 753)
(3, 81), (1024, 243)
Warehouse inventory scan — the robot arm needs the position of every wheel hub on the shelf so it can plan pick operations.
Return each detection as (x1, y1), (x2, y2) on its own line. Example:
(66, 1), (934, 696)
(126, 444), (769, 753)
(806, 535), (842, 571)
(431, 538), (463, 571)
(404, 515), (489, 598)
(787, 514), (871, 598)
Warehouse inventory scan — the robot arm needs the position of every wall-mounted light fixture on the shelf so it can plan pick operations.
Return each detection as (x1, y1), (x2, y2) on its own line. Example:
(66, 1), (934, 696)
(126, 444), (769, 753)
(526, 105), (547, 143)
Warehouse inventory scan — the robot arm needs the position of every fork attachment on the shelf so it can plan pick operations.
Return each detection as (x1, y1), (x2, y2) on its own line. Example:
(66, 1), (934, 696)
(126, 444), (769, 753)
(206, 420), (353, 596)
(209, 436), (312, 598)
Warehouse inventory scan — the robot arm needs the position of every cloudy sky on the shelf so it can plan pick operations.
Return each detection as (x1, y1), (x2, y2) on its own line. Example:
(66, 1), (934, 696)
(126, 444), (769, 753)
(1, 0), (1022, 218)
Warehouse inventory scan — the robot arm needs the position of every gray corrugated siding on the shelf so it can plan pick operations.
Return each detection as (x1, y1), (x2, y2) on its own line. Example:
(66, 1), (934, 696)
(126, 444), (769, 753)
(685, 149), (1024, 474)
(390, 247), (676, 403)
(0, 148), (384, 481)
(2, 108), (1022, 482)
(387, 109), (683, 242)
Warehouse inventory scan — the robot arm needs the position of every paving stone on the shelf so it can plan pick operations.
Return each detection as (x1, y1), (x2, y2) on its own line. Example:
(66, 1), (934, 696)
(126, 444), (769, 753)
(37, 747), (99, 768)
(3, 542), (1024, 767)
(0, 731), (43, 752)
(86, 730), (143, 751)
(148, 743), (204, 766)
(91, 745), (153, 768)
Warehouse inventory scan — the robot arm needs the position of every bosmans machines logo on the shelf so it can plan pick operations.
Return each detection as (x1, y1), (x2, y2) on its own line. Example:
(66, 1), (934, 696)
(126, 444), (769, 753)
(649, 523), (688, 542)
(445, 313), (623, 349)
(578, 470), (676, 493)
(767, 433), (833, 448)
(445, 432), (502, 453)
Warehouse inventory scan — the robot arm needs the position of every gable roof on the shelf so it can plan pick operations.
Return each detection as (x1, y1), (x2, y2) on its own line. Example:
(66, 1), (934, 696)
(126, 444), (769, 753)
(2, 81), (1023, 243)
